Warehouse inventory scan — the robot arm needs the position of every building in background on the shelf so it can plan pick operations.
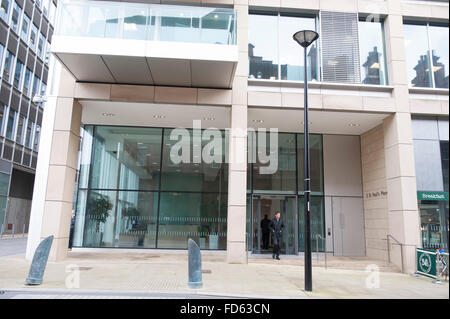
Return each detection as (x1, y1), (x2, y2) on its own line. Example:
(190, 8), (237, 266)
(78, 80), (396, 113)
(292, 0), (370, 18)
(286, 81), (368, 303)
(24, 0), (449, 274)
(0, 0), (57, 236)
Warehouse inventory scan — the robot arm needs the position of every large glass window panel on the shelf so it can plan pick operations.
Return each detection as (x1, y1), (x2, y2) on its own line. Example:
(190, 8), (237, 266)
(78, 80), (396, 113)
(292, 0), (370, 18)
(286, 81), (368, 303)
(13, 59), (24, 89)
(157, 192), (227, 249)
(23, 68), (32, 96)
(160, 128), (228, 192)
(5, 109), (16, 140)
(248, 13), (279, 80)
(420, 200), (448, 250)
(82, 190), (117, 247)
(0, 0), (10, 23)
(11, 2), (21, 33)
(37, 33), (45, 58)
(279, 14), (319, 82)
(0, 43), (4, 71)
(15, 115), (24, 144)
(404, 24), (433, 88)
(298, 196), (325, 252)
(90, 126), (163, 190)
(122, 7), (149, 40)
(252, 132), (297, 194)
(3, 50), (14, 82)
(429, 25), (449, 89)
(25, 121), (33, 148)
(32, 75), (39, 96)
(297, 134), (323, 193)
(33, 125), (40, 151)
(30, 23), (38, 51)
(359, 20), (387, 85)
(21, 13), (30, 41)
(78, 126), (94, 189)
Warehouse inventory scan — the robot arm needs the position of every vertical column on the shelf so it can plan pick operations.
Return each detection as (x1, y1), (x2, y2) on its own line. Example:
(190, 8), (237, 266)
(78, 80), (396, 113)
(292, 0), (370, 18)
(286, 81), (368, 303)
(26, 66), (80, 262)
(226, 1), (249, 264)
(383, 1), (421, 273)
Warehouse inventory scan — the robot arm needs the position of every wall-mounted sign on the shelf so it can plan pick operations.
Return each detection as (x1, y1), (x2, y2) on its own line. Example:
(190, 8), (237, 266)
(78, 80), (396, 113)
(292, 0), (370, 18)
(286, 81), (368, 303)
(417, 191), (449, 201)
(364, 190), (388, 199)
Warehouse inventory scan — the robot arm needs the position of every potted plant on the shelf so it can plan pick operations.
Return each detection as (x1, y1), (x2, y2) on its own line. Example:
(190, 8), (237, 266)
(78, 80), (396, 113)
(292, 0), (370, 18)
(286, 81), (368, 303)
(87, 194), (112, 245)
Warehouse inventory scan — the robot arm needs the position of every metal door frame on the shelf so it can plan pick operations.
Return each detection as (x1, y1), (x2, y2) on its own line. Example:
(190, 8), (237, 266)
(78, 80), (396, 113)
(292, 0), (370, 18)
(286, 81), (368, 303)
(251, 194), (298, 255)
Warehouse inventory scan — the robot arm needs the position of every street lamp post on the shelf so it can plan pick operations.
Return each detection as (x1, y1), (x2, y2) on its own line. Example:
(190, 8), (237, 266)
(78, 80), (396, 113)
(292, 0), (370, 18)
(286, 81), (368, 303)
(293, 30), (319, 292)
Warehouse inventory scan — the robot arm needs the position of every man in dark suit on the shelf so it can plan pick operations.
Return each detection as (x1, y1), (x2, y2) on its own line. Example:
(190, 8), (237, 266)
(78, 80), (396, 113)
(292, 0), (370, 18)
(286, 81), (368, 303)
(269, 211), (284, 260)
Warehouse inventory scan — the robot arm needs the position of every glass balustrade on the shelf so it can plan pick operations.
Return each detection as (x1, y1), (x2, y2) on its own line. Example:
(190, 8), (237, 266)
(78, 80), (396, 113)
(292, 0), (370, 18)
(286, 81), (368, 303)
(56, 0), (237, 45)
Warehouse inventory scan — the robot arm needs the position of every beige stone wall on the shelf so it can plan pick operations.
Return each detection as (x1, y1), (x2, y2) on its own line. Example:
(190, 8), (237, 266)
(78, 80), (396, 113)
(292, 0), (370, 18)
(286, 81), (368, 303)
(361, 125), (389, 262)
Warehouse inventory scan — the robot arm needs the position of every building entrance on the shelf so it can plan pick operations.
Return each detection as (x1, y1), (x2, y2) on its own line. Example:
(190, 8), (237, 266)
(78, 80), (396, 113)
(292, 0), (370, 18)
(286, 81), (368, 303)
(251, 195), (298, 254)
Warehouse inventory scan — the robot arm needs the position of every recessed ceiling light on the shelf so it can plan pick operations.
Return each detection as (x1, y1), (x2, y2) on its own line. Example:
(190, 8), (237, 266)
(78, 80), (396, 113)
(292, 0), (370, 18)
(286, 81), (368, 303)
(146, 153), (151, 156)
(252, 119), (264, 123)
(348, 123), (360, 127)
(153, 115), (166, 119)
(203, 117), (216, 121)
(102, 113), (115, 117)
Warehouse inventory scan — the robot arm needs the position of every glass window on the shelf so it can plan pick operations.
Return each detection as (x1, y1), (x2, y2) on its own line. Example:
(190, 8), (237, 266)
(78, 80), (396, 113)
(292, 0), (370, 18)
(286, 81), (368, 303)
(23, 68), (32, 96)
(21, 13), (30, 41)
(359, 19), (388, 85)
(157, 192), (227, 249)
(3, 50), (15, 83)
(298, 196), (325, 252)
(279, 14), (319, 82)
(13, 59), (24, 89)
(5, 108), (17, 140)
(420, 200), (449, 250)
(429, 25), (449, 89)
(0, 105), (5, 136)
(37, 33), (45, 58)
(32, 75), (40, 96)
(49, 1), (56, 24)
(404, 23), (449, 89)
(252, 132), (297, 194)
(40, 82), (46, 96)
(30, 23), (38, 51)
(248, 13), (279, 80)
(25, 121), (33, 148)
(42, 0), (49, 16)
(0, 0), (10, 23)
(90, 126), (163, 190)
(33, 124), (40, 151)
(160, 128), (228, 192)
(297, 134), (324, 193)
(15, 115), (24, 144)
(11, 2), (21, 33)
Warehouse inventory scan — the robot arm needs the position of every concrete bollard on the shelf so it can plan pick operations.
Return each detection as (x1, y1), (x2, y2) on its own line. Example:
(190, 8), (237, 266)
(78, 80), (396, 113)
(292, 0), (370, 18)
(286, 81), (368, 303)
(25, 236), (54, 285)
(187, 238), (203, 289)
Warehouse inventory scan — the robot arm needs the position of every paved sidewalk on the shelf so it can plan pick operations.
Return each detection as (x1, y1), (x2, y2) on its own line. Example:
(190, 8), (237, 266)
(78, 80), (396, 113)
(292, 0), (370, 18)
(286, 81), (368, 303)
(0, 250), (448, 299)
(0, 237), (27, 257)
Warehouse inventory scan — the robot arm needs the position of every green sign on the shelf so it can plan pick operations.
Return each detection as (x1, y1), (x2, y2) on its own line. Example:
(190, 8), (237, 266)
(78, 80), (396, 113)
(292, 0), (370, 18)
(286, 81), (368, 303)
(416, 248), (437, 279)
(417, 191), (449, 201)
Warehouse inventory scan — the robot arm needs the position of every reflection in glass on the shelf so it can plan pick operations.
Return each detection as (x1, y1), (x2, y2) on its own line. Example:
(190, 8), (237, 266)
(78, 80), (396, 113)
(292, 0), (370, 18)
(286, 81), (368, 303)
(90, 126), (163, 190)
(279, 15), (318, 82)
(160, 128), (228, 192)
(298, 196), (325, 252)
(157, 192), (227, 249)
(248, 13), (278, 80)
(297, 134), (323, 193)
(252, 133), (296, 193)
(441, 141), (449, 193)
(420, 201), (448, 250)
(359, 20), (387, 85)
(404, 24), (433, 88)
(429, 25), (449, 89)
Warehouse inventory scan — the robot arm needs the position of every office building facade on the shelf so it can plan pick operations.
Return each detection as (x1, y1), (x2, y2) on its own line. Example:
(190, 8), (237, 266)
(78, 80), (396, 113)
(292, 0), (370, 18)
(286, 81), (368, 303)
(26, 0), (448, 274)
(0, 0), (56, 236)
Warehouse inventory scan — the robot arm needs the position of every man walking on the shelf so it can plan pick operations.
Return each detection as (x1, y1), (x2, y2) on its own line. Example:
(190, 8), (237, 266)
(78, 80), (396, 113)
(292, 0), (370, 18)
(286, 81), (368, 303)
(269, 211), (284, 260)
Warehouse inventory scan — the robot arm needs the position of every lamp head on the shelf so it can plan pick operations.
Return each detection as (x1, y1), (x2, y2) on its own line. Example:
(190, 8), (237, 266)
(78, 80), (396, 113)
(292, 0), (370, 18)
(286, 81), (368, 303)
(293, 30), (319, 48)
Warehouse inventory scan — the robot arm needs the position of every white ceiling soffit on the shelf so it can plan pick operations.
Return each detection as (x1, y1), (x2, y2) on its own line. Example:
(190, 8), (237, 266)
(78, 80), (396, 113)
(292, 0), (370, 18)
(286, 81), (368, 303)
(52, 36), (238, 88)
(80, 100), (231, 129)
(248, 108), (390, 135)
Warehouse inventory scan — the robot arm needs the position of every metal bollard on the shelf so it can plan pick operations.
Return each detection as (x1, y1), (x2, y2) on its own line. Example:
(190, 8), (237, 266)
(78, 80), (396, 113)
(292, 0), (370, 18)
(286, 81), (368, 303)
(22, 224), (25, 237)
(187, 238), (202, 288)
(12, 224), (15, 238)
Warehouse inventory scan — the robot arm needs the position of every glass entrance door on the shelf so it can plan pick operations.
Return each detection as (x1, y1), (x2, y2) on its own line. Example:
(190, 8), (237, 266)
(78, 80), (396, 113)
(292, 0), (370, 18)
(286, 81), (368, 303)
(251, 195), (298, 254)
